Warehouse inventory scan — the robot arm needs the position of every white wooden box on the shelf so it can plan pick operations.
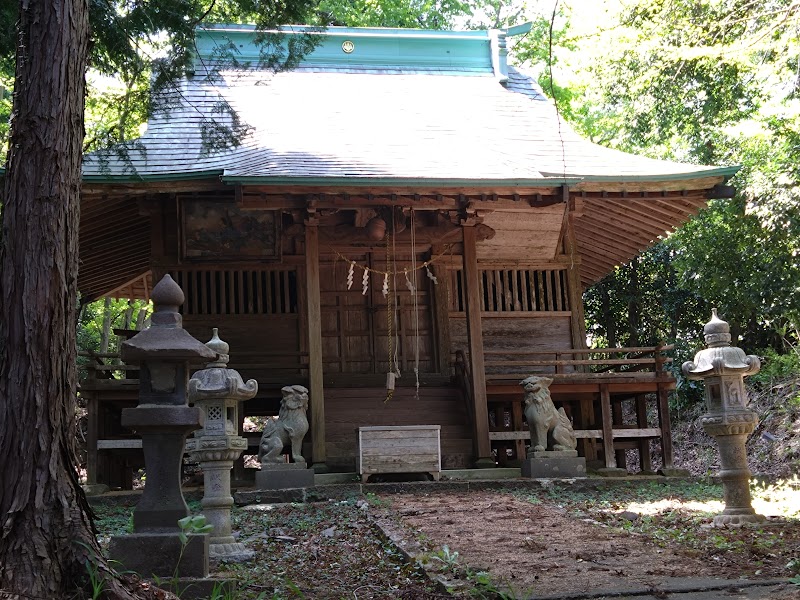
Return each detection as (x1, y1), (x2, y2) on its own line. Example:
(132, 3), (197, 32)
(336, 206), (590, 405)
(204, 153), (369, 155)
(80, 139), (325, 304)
(357, 425), (441, 483)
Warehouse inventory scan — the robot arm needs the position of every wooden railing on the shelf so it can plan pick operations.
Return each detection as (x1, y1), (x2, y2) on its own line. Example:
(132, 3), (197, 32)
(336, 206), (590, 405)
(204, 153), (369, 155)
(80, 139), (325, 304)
(481, 344), (673, 380)
(79, 351), (140, 383)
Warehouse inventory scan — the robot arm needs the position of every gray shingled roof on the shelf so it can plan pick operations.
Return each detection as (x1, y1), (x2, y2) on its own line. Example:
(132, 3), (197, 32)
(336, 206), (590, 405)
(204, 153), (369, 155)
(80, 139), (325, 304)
(83, 63), (732, 184)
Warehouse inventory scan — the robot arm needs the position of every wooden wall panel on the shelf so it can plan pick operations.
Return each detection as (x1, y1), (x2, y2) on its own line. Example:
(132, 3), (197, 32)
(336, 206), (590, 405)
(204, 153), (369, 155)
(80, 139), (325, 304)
(450, 315), (573, 373)
(477, 207), (564, 261)
(319, 250), (436, 375)
(182, 314), (302, 387)
(324, 386), (472, 471)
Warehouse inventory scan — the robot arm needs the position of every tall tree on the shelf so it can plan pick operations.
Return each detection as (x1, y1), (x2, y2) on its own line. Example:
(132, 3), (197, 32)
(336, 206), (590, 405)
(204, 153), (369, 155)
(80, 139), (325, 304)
(0, 2), (112, 598)
(0, 1), (319, 597)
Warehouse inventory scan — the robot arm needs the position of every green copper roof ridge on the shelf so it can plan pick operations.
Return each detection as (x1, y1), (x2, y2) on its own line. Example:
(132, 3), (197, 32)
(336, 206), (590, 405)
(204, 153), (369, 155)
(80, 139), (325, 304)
(194, 23), (496, 71)
(82, 169), (224, 183)
(553, 166), (740, 183)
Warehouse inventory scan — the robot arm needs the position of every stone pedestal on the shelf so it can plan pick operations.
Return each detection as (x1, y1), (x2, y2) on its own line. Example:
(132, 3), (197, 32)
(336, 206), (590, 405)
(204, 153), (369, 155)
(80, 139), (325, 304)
(255, 463), (315, 490)
(522, 450), (586, 478)
(187, 447), (255, 561)
(109, 532), (209, 579)
(187, 329), (258, 562)
(704, 419), (765, 526)
(108, 275), (216, 582)
(596, 467), (628, 477)
(124, 407), (203, 531)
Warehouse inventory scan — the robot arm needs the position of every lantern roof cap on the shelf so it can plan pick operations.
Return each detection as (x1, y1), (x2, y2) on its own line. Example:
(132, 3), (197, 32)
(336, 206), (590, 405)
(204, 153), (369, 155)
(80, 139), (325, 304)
(121, 275), (217, 362)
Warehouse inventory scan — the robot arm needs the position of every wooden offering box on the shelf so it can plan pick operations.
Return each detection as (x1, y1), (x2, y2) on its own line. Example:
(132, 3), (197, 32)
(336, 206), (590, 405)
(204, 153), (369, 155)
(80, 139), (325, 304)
(358, 425), (441, 483)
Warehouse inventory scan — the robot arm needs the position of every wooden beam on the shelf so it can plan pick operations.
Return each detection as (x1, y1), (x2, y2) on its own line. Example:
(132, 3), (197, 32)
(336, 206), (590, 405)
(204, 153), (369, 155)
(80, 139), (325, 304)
(586, 204), (674, 239)
(305, 223), (327, 468)
(571, 175), (725, 194)
(462, 225), (492, 466)
(573, 222), (650, 256)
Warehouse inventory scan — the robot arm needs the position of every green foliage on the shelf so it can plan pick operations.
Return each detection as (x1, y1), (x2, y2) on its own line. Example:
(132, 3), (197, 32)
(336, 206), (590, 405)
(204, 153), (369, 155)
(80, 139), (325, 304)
(463, 568), (520, 599)
(0, 0), (327, 161)
(430, 544), (459, 571)
(751, 348), (800, 387)
(510, 9), (577, 120)
(177, 514), (214, 546)
(318, 0), (472, 28)
(536, 0), (800, 402)
(77, 298), (150, 379)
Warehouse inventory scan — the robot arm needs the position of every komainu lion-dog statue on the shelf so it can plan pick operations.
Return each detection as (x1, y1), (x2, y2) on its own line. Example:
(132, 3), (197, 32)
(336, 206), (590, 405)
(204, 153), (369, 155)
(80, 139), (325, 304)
(258, 385), (310, 465)
(520, 376), (577, 453)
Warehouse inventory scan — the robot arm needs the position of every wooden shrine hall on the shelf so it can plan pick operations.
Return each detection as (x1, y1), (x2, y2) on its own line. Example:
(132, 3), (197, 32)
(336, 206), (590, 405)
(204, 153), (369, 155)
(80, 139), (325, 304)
(79, 24), (737, 486)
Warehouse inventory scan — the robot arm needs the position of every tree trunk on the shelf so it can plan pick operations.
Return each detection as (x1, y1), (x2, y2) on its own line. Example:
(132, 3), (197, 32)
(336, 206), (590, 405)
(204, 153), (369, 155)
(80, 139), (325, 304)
(0, 2), (138, 598)
(599, 280), (617, 347)
(627, 258), (641, 347)
(100, 297), (113, 354)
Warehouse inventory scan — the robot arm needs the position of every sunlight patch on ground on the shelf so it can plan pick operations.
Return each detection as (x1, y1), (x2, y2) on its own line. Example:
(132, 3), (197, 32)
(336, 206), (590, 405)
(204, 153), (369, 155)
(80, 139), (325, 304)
(752, 477), (800, 518)
(614, 479), (800, 518)
(620, 498), (723, 516)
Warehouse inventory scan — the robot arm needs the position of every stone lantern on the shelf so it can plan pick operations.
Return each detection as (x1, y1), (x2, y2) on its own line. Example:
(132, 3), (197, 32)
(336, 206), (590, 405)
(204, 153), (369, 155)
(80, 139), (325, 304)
(682, 309), (765, 526)
(109, 274), (216, 579)
(187, 328), (258, 561)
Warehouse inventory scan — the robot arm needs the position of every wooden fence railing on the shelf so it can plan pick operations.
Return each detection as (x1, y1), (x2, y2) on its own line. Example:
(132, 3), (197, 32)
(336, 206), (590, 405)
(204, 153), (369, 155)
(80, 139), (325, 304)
(480, 344), (673, 381)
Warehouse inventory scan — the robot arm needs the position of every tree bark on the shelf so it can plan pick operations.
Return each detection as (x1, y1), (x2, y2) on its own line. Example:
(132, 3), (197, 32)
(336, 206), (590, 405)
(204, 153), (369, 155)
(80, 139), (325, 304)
(100, 297), (113, 354)
(0, 2), (138, 598)
(627, 257), (640, 347)
(599, 280), (617, 347)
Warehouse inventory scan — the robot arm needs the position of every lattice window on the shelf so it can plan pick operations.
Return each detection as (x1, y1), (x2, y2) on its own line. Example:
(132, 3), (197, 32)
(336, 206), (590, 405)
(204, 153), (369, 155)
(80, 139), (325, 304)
(206, 406), (223, 421)
(449, 268), (569, 313)
(172, 268), (298, 315)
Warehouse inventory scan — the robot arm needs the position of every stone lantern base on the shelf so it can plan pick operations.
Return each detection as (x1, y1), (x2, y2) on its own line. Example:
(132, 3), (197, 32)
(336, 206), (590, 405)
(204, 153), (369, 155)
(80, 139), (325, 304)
(712, 510), (766, 527)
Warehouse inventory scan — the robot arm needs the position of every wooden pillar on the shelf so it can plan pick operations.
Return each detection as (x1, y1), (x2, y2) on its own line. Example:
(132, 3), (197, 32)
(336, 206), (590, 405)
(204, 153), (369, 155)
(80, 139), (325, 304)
(578, 396), (597, 462)
(431, 261), (452, 375)
(305, 222), (327, 471)
(657, 383), (674, 470)
(612, 397), (626, 469)
(599, 384), (616, 469)
(462, 225), (493, 467)
(563, 211), (588, 354)
(232, 401), (247, 483)
(511, 399), (526, 461)
(635, 394), (653, 473)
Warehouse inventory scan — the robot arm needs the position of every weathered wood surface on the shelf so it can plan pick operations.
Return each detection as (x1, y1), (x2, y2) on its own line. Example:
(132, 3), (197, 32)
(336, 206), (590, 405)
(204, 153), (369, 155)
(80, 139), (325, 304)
(358, 425), (441, 480)
(462, 226), (491, 463)
(450, 316), (573, 374)
(488, 428), (663, 441)
(325, 387), (471, 471)
(306, 224), (327, 465)
(477, 207), (564, 261)
(319, 250), (436, 375)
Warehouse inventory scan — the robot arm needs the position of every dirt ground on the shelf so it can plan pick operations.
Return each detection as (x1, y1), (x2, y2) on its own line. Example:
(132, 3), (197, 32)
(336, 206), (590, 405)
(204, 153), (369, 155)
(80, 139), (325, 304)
(377, 490), (800, 599)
